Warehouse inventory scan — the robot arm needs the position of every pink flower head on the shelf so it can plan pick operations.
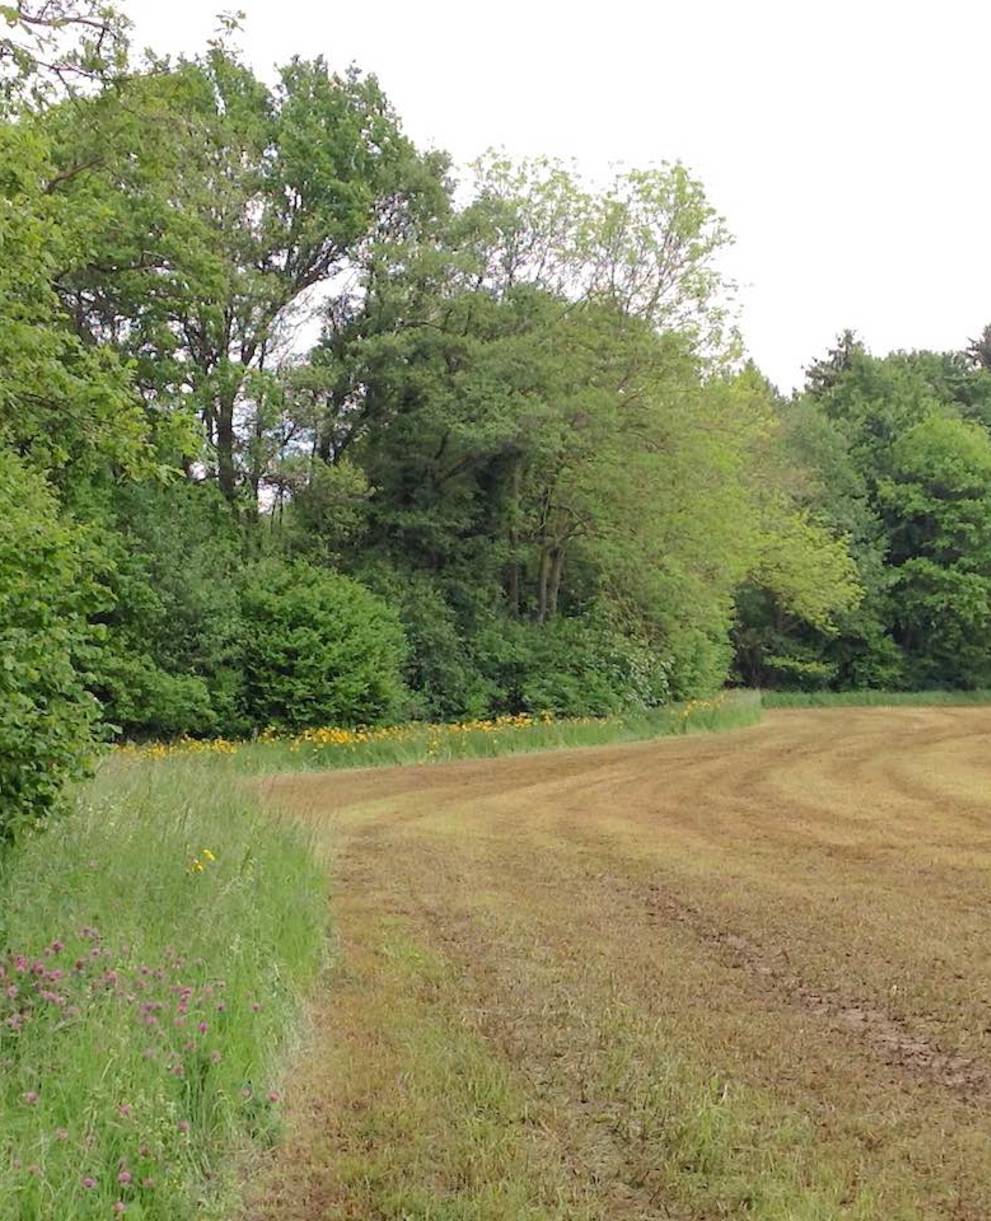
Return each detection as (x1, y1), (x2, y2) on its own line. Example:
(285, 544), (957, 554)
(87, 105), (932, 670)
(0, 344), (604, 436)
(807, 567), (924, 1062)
(198, 1021), (208, 1034)
(113, 1204), (126, 1215)
(117, 1170), (132, 1185)
(82, 1176), (97, 1189)
(177, 1119), (190, 1134)
(23, 1091), (38, 1105)
(117, 1103), (132, 1118)
(267, 1090), (281, 1104)
(50, 940), (64, 954)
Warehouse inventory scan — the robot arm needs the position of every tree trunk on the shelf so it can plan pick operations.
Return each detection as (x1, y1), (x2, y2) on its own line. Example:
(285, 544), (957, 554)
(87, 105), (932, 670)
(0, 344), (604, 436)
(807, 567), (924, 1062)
(506, 457), (521, 617)
(216, 394), (237, 502)
(547, 547), (565, 618)
(536, 547), (551, 623)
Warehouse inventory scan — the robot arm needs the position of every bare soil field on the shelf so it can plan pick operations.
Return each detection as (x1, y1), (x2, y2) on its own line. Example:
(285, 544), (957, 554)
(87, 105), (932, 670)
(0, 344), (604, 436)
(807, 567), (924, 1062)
(243, 707), (991, 1219)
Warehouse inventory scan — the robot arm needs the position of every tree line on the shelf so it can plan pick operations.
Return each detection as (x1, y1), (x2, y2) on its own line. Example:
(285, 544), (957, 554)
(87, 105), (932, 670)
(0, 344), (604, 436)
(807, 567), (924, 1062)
(3, 1), (990, 834)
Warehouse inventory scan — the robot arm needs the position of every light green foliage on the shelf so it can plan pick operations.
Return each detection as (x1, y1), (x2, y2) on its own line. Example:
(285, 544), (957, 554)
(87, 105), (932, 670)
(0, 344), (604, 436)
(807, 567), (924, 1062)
(0, 452), (100, 839)
(0, 756), (324, 1218)
(239, 561), (408, 730)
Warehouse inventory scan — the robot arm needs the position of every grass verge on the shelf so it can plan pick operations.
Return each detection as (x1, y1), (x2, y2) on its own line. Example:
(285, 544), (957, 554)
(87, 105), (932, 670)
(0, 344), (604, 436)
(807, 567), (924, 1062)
(121, 690), (763, 775)
(0, 759), (325, 1220)
(761, 688), (991, 708)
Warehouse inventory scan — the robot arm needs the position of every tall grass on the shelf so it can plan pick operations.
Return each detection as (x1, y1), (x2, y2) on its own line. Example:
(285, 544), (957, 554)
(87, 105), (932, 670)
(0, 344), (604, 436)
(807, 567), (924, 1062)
(0, 760), (325, 1220)
(762, 688), (991, 708)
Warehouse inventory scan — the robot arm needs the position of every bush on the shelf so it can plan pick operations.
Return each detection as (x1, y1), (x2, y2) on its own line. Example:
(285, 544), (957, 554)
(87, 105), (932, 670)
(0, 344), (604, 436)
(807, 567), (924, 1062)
(474, 616), (671, 716)
(89, 482), (244, 739)
(239, 560), (408, 730)
(0, 452), (100, 839)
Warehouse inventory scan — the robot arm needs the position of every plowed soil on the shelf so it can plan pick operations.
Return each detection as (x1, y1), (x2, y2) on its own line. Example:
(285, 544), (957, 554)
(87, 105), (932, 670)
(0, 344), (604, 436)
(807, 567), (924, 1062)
(242, 708), (991, 1219)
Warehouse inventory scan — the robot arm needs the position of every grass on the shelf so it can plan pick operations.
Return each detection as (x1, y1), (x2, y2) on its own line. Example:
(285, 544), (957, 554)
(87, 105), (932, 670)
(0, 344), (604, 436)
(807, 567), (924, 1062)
(761, 688), (991, 707)
(119, 689), (764, 776)
(0, 758), (325, 1220)
(245, 701), (991, 1218)
(0, 688), (762, 1219)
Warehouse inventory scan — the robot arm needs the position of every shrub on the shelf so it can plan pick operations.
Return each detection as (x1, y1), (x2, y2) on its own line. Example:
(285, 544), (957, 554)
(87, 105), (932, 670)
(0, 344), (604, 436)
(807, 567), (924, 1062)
(0, 452), (100, 839)
(474, 616), (671, 716)
(239, 560), (408, 730)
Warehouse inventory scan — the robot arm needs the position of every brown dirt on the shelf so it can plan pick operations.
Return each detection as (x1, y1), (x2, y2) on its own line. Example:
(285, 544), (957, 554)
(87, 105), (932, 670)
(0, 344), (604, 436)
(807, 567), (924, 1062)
(241, 708), (991, 1219)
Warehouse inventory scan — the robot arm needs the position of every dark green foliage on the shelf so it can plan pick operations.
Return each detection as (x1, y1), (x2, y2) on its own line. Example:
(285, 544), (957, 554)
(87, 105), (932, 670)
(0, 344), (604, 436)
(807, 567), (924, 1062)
(0, 453), (100, 838)
(473, 617), (672, 716)
(239, 561), (408, 730)
(734, 337), (991, 692)
(88, 482), (244, 738)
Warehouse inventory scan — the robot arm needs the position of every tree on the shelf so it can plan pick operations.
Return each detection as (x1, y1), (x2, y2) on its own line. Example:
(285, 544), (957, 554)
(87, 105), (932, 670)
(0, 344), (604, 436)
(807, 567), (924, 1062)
(0, 452), (101, 838)
(879, 415), (991, 686)
(45, 47), (445, 504)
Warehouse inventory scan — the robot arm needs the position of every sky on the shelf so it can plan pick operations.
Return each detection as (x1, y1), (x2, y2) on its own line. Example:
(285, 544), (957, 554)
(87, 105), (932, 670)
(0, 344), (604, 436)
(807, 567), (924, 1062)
(125, 0), (991, 391)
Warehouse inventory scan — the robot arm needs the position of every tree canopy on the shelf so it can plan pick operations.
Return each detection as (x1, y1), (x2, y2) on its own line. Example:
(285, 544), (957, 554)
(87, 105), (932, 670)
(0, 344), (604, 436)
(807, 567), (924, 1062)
(4, 7), (989, 833)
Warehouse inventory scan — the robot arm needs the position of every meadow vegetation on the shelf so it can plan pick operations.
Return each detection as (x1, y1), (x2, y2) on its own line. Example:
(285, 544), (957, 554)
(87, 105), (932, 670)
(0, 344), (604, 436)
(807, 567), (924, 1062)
(0, 761), (324, 1219)
(6, 3), (991, 1218)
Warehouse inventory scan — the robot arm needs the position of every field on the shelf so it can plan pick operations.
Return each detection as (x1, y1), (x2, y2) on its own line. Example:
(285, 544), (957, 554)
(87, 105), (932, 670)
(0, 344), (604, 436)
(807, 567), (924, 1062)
(241, 705), (991, 1220)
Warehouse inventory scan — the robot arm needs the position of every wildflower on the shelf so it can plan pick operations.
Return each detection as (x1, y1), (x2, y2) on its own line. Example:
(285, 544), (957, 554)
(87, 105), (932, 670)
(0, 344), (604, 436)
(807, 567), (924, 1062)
(142, 1177), (155, 1189)
(27, 1164), (40, 1176)
(113, 1203), (126, 1215)
(198, 1021), (208, 1034)
(118, 1170), (132, 1185)
(56, 1128), (69, 1141)
(267, 1090), (280, 1103)
(177, 1119), (190, 1134)
(117, 1103), (132, 1118)
(210, 1050), (222, 1064)
(82, 1176), (97, 1189)
(23, 1091), (38, 1105)
(202, 849), (216, 862)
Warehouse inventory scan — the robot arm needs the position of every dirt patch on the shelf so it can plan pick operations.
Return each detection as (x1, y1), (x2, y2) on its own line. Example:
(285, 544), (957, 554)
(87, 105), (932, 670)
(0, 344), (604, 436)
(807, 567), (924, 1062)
(643, 884), (991, 1099)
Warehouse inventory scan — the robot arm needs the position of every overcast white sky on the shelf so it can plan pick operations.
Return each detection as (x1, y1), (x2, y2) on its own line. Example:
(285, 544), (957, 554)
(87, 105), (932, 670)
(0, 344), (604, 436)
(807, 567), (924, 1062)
(125, 0), (990, 391)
